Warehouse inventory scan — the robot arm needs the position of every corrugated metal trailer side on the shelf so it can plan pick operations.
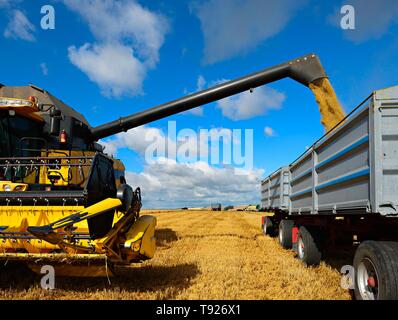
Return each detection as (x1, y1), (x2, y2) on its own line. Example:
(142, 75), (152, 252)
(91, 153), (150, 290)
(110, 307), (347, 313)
(264, 85), (398, 216)
(288, 100), (371, 215)
(261, 86), (398, 300)
(298, 86), (398, 216)
(290, 150), (313, 214)
(260, 177), (270, 209)
(311, 104), (370, 215)
(261, 167), (289, 211)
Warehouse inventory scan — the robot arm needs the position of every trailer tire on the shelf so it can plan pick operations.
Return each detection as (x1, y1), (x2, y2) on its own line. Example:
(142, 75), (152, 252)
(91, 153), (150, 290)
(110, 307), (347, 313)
(353, 241), (398, 300)
(297, 226), (322, 266)
(263, 217), (276, 237)
(278, 220), (293, 249)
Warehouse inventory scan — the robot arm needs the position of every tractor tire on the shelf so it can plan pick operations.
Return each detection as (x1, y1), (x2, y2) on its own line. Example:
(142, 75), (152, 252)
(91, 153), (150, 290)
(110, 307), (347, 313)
(353, 241), (398, 300)
(278, 220), (294, 249)
(297, 226), (322, 266)
(262, 217), (276, 237)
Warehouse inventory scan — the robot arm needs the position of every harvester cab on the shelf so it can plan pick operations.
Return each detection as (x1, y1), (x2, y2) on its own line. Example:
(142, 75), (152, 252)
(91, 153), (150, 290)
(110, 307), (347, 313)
(0, 54), (344, 277)
(0, 86), (155, 276)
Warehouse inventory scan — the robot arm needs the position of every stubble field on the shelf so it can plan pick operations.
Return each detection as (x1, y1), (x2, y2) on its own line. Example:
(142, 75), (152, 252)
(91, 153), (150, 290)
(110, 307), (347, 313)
(0, 210), (352, 300)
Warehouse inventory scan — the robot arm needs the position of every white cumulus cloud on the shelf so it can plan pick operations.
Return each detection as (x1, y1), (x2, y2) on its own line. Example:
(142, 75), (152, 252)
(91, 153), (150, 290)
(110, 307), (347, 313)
(185, 75), (207, 116)
(0, 0), (10, 8)
(109, 126), (170, 157)
(0, 0), (18, 8)
(217, 86), (285, 120)
(264, 126), (276, 137)
(126, 158), (263, 208)
(101, 124), (237, 162)
(68, 43), (146, 97)
(185, 76), (286, 120)
(64, 0), (169, 97)
(99, 139), (119, 157)
(192, 0), (307, 63)
(100, 124), (262, 208)
(4, 9), (35, 41)
(40, 63), (48, 76)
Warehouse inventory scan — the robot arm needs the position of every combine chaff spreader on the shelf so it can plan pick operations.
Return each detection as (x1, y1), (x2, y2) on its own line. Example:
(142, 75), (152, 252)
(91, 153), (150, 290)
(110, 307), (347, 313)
(0, 54), (342, 276)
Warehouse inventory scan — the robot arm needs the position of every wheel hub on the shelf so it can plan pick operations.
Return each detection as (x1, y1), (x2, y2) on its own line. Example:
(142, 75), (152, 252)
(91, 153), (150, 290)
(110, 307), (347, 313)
(298, 237), (304, 259)
(367, 276), (377, 288)
(357, 258), (379, 300)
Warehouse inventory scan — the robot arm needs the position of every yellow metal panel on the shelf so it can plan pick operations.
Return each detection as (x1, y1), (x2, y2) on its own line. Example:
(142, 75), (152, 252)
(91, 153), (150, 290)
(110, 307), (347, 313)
(51, 198), (122, 229)
(0, 181), (28, 192)
(123, 215), (157, 261)
(0, 206), (85, 228)
(0, 206), (87, 252)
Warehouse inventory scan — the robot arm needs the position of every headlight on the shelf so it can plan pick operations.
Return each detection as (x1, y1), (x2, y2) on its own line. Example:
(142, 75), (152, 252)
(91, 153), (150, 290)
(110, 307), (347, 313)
(0, 97), (34, 108)
(3, 184), (11, 192)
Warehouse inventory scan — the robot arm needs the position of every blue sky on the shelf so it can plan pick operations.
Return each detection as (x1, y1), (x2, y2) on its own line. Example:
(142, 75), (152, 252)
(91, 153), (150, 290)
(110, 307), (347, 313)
(0, 0), (397, 208)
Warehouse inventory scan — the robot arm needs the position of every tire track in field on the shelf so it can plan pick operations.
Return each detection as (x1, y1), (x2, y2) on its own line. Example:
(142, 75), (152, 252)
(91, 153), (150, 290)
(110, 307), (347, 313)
(235, 213), (351, 299)
(173, 211), (247, 299)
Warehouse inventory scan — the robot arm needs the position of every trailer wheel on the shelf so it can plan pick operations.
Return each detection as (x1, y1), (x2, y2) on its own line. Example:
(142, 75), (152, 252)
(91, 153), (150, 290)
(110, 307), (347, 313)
(278, 220), (293, 249)
(353, 241), (398, 300)
(263, 217), (276, 237)
(297, 226), (322, 266)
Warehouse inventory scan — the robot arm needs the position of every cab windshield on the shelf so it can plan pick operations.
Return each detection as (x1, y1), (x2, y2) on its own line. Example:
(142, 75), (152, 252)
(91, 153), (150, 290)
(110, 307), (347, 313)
(0, 110), (43, 158)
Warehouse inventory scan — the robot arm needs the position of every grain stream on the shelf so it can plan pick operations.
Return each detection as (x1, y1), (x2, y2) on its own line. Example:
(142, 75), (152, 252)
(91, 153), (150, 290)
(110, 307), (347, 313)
(309, 78), (346, 132)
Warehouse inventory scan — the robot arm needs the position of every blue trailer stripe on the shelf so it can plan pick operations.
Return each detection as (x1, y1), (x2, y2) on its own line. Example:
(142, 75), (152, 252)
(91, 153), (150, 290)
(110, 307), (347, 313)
(290, 188), (312, 199)
(315, 136), (369, 170)
(315, 168), (370, 192)
(291, 168), (312, 184)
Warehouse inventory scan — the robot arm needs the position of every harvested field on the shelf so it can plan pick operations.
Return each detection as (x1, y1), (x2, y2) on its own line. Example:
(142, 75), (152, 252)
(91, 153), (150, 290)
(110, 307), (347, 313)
(0, 211), (352, 300)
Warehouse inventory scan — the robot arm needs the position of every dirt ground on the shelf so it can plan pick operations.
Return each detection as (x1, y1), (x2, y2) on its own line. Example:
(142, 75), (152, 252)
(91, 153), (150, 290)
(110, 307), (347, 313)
(0, 210), (352, 300)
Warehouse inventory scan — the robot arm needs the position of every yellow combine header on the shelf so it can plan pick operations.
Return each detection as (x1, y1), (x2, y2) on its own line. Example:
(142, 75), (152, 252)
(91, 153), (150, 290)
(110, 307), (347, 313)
(0, 152), (156, 276)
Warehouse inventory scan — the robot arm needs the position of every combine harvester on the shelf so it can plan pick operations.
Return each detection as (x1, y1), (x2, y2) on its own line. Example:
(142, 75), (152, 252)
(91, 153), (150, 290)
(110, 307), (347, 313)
(0, 53), (356, 281)
(261, 86), (398, 300)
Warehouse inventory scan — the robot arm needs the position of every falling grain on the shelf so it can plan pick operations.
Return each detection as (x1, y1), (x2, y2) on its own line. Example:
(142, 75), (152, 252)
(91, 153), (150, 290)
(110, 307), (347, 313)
(309, 78), (346, 132)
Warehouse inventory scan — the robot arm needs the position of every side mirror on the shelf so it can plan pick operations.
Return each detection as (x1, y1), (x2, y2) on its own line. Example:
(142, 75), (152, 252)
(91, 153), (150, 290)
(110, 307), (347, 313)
(50, 109), (62, 136)
(117, 184), (133, 213)
(120, 176), (127, 184)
